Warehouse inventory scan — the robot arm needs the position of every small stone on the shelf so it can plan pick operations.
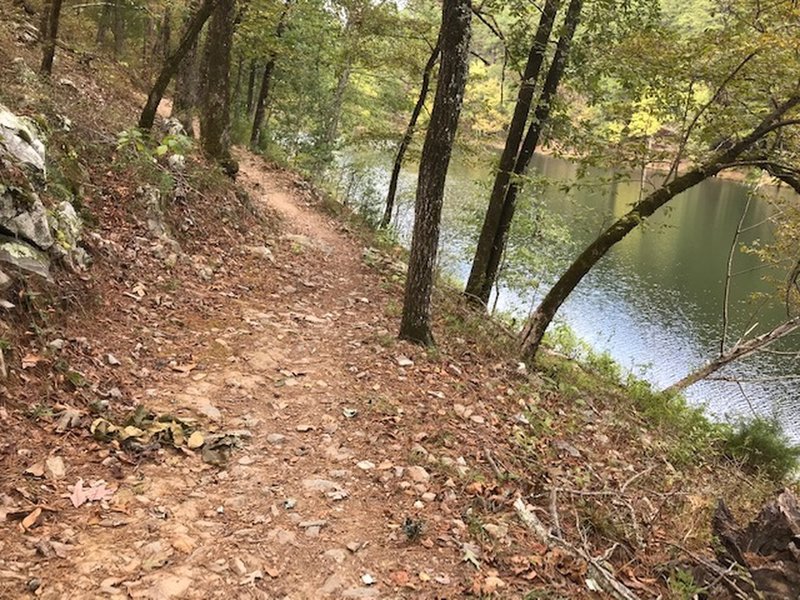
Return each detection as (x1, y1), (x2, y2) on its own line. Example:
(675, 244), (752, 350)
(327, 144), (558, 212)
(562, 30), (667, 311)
(421, 492), (436, 502)
(356, 460), (375, 471)
(323, 548), (347, 563)
(361, 574), (376, 586)
(267, 433), (286, 445)
(483, 523), (509, 539)
(45, 456), (66, 480)
(197, 402), (221, 422)
(296, 424), (314, 432)
(237, 456), (254, 465)
(346, 541), (361, 553)
(395, 356), (413, 367)
(407, 466), (430, 483)
(470, 415), (485, 424)
(413, 500), (424, 509)
(48, 338), (66, 350)
(305, 526), (321, 537)
(284, 498), (297, 510)
(106, 353), (120, 366)
(232, 557), (248, 576)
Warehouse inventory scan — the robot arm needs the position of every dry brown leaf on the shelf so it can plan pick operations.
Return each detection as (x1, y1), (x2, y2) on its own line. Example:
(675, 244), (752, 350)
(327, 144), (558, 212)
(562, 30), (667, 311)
(21, 354), (43, 369)
(21, 507), (41, 530)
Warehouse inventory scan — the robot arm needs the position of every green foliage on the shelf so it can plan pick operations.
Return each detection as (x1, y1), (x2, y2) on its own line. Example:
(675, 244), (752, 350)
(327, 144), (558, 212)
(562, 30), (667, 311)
(722, 417), (800, 482)
(667, 568), (705, 599)
(116, 127), (146, 155)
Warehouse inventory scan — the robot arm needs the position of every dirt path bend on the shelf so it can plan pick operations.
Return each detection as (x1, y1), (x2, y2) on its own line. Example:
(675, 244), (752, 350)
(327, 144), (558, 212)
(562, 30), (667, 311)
(7, 151), (489, 600)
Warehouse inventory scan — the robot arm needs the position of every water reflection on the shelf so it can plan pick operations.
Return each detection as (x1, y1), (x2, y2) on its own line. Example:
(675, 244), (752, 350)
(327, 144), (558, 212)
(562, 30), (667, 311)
(340, 150), (800, 440)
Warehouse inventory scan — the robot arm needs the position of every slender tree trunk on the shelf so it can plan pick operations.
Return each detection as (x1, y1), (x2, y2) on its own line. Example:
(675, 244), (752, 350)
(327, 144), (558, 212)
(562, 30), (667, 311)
(95, 1), (111, 46)
(250, 0), (291, 149)
(40, 0), (64, 76)
(200, 0), (237, 174)
(519, 95), (800, 360)
(464, 0), (561, 304)
(112, 0), (124, 57)
(232, 52), (244, 108)
(171, 0), (202, 136)
(399, 0), (472, 345)
(663, 317), (800, 395)
(139, 0), (218, 131)
(245, 59), (257, 115)
(323, 60), (353, 153)
(379, 44), (441, 229)
(479, 0), (584, 304)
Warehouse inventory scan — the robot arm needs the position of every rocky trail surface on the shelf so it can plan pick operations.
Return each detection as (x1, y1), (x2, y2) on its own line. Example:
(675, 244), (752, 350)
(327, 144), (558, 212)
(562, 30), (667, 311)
(1, 151), (512, 599)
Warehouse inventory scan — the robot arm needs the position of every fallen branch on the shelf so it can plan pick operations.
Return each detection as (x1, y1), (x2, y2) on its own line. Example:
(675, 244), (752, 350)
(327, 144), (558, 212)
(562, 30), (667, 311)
(513, 497), (640, 600)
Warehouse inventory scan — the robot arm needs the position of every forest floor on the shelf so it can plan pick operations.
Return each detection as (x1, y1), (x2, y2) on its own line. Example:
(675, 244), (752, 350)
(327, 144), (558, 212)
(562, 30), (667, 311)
(0, 8), (787, 598)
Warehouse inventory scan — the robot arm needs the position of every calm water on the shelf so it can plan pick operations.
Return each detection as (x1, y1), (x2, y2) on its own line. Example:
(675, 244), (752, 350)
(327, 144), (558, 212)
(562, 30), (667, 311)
(338, 150), (800, 440)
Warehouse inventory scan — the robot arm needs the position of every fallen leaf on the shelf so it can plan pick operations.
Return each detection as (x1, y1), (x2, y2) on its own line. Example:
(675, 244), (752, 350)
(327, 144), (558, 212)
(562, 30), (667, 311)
(21, 507), (41, 530)
(24, 462), (45, 477)
(187, 431), (204, 449)
(68, 479), (115, 508)
(21, 354), (42, 369)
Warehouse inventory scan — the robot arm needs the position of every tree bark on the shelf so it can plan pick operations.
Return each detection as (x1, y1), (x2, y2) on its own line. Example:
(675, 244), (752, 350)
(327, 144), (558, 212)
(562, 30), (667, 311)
(112, 0), (124, 57)
(663, 317), (800, 394)
(40, 0), (64, 76)
(464, 0), (561, 304)
(399, 0), (471, 345)
(95, 0), (111, 46)
(479, 0), (583, 304)
(171, 0), (202, 136)
(250, 0), (291, 149)
(245, 59), (257, 115)
(323, 60), (353, 153)
(139, 0), (218, 131)
(379, 43), (441, 229)
(519, 94), (800, 360)
(200, 0), (238, 174)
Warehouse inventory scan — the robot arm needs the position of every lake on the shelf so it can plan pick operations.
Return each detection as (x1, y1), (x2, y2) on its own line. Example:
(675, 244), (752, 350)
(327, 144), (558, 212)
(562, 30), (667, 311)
(336, 149), (800, 441)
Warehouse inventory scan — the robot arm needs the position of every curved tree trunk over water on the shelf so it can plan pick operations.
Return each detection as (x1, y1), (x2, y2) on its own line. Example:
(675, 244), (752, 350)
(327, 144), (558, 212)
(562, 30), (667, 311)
(464, 0), (560, 304)
(379, 43), (441, 229)
(399, 0), (471, 345)
(480, 0), (583, 303)
(139, 0), (217, 131)
(40, 0), (64, 75)
(519, 95), (800, 360)
(199, 0), (237, 174)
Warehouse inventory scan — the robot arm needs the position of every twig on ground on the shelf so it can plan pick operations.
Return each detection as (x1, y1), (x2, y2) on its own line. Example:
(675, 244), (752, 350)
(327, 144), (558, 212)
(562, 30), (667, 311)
(514, 497), (641, 600)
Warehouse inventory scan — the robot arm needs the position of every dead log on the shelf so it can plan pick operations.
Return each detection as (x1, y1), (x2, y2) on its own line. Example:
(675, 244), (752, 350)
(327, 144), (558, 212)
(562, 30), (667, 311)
(706, 489), (800, 599)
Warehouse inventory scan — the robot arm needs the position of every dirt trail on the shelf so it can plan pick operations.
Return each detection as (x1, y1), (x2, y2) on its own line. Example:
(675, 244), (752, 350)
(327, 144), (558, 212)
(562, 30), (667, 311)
(5, 151), (485, 600)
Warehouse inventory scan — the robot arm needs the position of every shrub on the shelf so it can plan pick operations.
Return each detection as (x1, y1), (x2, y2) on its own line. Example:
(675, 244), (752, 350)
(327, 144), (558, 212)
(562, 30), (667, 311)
(722, 416), (800, 481)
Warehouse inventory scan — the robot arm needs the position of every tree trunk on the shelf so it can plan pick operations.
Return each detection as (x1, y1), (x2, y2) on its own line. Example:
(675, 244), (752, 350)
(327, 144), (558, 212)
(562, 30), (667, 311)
(171, 0), (202, 136)
(232, 52), (244, 108)
(379, 43), (441, 229)
(399, 0), (471, 345)
(663, 317), (800, 395)
(112, 0), (124, 57)
(40, 0), (64, 76)
(519, 94), (800, 360)
(464, 0), (561, 304)
(323, 60), (352, 153)
(139, 0), (218, 131)
(245, 59), (257, 115)
(250, 0), (291, 149)
(200, 0), (238, 174)
(479, 0), (583, 304)
(95, 0), (111, 46)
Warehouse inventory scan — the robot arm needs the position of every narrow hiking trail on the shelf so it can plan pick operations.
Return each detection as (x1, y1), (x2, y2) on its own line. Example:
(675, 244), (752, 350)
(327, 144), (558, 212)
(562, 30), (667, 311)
(3, 151), (500, 599)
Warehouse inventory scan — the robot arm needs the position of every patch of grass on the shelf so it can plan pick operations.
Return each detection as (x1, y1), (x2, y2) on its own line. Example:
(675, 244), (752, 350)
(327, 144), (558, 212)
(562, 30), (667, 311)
(667, 568), (705, 599)
(722, 416), (800, 481)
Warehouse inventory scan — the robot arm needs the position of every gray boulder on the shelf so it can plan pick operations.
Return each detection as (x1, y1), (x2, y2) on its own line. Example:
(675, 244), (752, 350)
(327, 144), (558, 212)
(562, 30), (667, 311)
(0, 104), (45, 177)
(0, 236), (51, 280)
